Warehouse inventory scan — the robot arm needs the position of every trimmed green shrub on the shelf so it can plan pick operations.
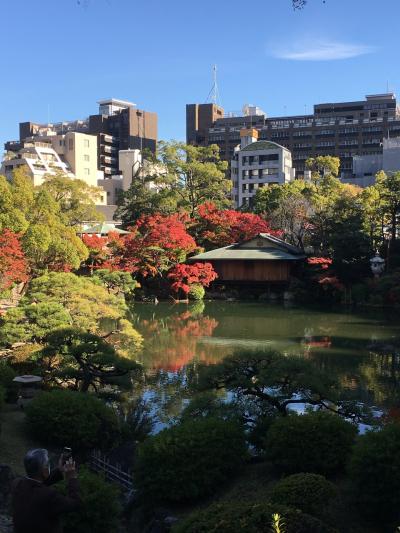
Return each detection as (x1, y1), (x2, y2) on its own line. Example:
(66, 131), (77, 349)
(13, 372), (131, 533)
(172, 501), (338, 533)
(270, 473), (338, 518)
(189, 284), (205, 300)
(0, 385), (5, 411)
(266, 412), (357, 475)
(349, 423), (400, 524)
(0, 362), (18, 402)
(58, 466), (121, 533)
(26, 389), (120, 451)
(135, 417), (247, 503)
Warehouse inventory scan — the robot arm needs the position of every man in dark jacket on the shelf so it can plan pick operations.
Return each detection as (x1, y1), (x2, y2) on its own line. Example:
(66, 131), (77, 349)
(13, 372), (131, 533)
(12, 448), (81, 533)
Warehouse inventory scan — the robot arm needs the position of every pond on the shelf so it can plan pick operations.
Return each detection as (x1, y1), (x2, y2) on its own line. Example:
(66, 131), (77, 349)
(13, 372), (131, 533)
(130, 301), (400, 426)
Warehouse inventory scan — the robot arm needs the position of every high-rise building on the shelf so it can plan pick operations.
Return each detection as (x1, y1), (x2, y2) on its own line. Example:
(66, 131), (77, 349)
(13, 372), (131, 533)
(186, 94), (400, 181)
(6, 98), (158, 179)
(231, 129), (295, 208)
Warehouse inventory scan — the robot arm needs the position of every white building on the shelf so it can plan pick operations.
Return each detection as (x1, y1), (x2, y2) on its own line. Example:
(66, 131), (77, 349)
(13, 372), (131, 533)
(1, 135), (107, 205)
(231, 128), (295, 208)
(346, 137), (400, 187)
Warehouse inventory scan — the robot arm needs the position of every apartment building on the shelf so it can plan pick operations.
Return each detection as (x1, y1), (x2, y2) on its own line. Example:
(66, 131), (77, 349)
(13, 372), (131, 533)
(6, 98), (158, 179)
(0, 141), (72, 186)
(231, 129), (295, 207)
(1, 135), (107, 204)
(187, 94), (400, 181)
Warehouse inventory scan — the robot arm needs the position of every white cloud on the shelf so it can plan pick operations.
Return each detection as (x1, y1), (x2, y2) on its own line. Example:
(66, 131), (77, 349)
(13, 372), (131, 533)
(273, 40), (376, 61)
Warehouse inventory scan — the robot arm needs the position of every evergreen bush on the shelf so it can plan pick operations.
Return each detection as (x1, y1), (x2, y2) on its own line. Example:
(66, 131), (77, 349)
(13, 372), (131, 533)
(0, 361), (17, 401)
(135, 417), (247, 503)
(349, 423), (400, 525)
(269, 473), (338, 517)
(172, 501), (337, 533)
(26, 389), (120, 451)
(265, 412), (357, 475)
(58, 466), (121, 533)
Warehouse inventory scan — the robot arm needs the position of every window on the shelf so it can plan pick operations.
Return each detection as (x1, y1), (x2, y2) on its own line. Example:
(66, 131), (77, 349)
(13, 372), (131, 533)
(84, 139), (90, 148)
(59, 140), (64, 147)
(68, 139), (73, 150)
(84, 154), (90, 162)
(84, 168), (90, 175)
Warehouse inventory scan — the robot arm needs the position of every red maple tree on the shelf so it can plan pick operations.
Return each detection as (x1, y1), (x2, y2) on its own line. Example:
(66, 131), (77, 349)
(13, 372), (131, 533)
(114, 214), (198, 277)
(167, 262), (218, 294)
(194, 202), (277, 248)
(0, 229), (29, 291)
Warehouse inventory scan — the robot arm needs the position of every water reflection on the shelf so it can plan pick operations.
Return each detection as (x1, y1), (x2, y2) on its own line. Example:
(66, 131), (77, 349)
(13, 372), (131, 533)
(130, 302), (400, 419)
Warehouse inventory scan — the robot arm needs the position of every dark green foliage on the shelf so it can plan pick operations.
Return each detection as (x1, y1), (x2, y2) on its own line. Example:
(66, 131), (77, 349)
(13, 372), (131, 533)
(58, 466), (121, 533)
(26, 389), (120, 451)
(270, 473), (338, 517)
(349, 423), (400, 524)
(266, 412), (357, 475)
(0, 385), (5, 411)
(135, 417), (247, 503)
(172, 501), (337, 533)
(0, 361), (17, 401)
(92, 269), (137, 297)
(40, 328), (142, 392)
(180, 392), (240, 423)
(117, 398), (155, 442)
(197, 350), (351, 418)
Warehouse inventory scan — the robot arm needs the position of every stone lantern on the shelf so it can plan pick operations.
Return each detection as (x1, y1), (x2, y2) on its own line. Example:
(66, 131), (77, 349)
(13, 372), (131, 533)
(370, 252), (385, 278)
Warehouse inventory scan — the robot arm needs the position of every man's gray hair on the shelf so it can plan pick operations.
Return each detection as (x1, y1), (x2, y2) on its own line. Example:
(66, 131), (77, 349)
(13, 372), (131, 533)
(24, 448), (49, 476)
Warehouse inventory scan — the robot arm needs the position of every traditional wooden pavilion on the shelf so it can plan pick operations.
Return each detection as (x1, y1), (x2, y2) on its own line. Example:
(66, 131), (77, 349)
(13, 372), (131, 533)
(189, 233), (305, 284)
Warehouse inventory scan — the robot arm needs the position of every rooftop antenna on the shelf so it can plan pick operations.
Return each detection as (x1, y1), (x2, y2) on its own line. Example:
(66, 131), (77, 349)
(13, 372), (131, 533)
(205, 65), (220, 106)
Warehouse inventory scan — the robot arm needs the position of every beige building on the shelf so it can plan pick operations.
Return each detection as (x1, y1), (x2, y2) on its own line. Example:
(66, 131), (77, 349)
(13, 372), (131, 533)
(52, 132), (99, 187)
(1, 134), (107, 205)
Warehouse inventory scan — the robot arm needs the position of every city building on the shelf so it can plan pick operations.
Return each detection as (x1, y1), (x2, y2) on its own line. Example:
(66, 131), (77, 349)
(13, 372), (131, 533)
(186, 94), (400, 181)
(231, 128), (295, 208)
(1, 140), (72, 186)
(1, 134), (107, 204)
(348, 137), (400, 187)
(6, 98), (158, 180)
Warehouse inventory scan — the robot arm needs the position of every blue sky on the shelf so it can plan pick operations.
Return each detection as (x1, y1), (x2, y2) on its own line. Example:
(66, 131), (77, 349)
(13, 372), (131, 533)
(1, 0), (399, 150)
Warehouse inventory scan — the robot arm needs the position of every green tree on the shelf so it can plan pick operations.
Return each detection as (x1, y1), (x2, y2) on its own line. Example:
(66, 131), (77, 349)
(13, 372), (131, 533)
(0, 167), (89, 272)
(158, 141), (230, 215)
(253, 181), (313, 248)
(39, 328), (142, 391)
(306, 156), (340, 179)
(92, 269), (137, 297)
(375, 170), (400, 242)
(196, 350), (360, 419)
(0, 272), (143, 356)
(349, 422), (400, 525)
(41, 172), (104, 227)
(116, 163), (178, 225)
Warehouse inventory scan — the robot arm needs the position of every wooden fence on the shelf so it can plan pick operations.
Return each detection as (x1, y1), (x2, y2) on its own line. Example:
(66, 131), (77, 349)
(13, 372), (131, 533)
(90, 450), (134, 492)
